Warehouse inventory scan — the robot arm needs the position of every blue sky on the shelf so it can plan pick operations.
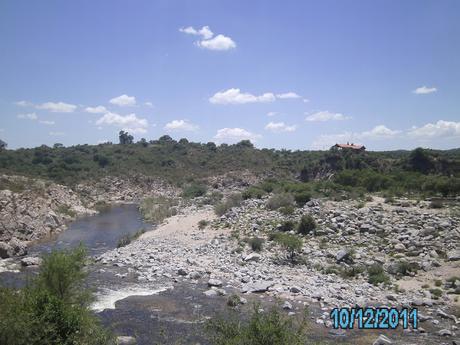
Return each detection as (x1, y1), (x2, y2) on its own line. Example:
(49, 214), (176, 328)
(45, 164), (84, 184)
(1, 0), (459, 150)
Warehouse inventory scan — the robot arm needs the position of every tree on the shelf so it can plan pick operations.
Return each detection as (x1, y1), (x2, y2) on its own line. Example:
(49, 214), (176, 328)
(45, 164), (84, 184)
(297, 214), (316, 235)
(0, 139), (7, 151)
(53, 143), (64, 148)
(408, 147), (434, 174)
(275, 233), (303, 264)
(138, 138), (148, 147)
(299, 166), (309, 182)
(158, 135), (174, 143)
(236, 140), (254, 149)
(118, 130), (133, 145)
(206, 142), (217, 151)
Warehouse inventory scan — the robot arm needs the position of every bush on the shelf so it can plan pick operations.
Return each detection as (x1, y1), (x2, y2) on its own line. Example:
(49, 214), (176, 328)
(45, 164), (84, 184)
(56, 204), (77, 218)
(248, 237), (264, 252)
(274, 233), (303, 264)
(139, 196), (178, 223)
(116, 229), (145, 248)
(279, 205), (295, 215)
(182, 183), (207, 198)
(0, 246), (111, 345)
(296, 214), (316, 235)
(242, 187), (266, 200)
(214, 193), (243, 216)
(278, 220), (295, 232)
(266, 193), (294, 210)
(206, 304), (308, 345)
(368, 263), (390, 285)
(198, 219), (210, 230)
(293, 191), (311, 207)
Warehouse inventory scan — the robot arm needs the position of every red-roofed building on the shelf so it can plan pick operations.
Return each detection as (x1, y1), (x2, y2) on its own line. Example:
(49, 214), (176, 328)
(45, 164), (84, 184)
(332, 142), (366, 151)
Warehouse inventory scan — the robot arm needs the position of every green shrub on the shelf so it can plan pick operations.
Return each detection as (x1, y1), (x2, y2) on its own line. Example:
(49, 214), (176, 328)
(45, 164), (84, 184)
(367, 263), (390, 285)
(266, 193), (294, 210)
(227, 294), (242, 307)
(182, 183), (207, 198)
(278, 220), (295, 232)
(214, 193), (243, 216)
(279, 205), (295, 215)
(248, 237), (264, 252)
(296, 214), (316, 235)
(293, 191), (311, 207)
(139, 196), (178, 223)
(198, 219), (210, 230)
(0, 246), (111, 345)
(274, 233), (303, 264)
(429, 288), (443, 299)
(56, 204), (77, 217)
(242, 187), (266, 200)
(206, 304), (308, 345)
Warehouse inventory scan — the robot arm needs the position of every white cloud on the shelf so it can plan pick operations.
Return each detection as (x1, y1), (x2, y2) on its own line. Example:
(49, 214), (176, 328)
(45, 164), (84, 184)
(276, 92), (301, 99)
(164, 119), (199, 131)
(267, 112), (278, 117)
(408, 120), (460, 138)
(144, 102), (153, 108)
(360, 125), (401, 138)
(15, 100), (33, 107)
(196, 34), (236, 51)
(179, 26), (213, 40)
(209, 88), (276, 105)
(265, 121), (297, 133)
(214, 127), (261, 143)
(303, 98), (310, 103)
(109, 94), (136, 107)
(36, 102), (77, 113)
(181, 25), (236, 51)
(17, 112), (38, 120)
(85, 105), (107, 114)
(39, 120), (55, 125)
(49, 131), (65, 136)
(96, 112), (148, 134)
(413, 86), (437, 94)
(305, 111), (351, 122)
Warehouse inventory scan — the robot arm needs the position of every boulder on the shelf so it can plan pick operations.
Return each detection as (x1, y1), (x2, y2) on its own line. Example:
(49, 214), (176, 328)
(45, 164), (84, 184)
(21, 257), (42, 267)
(208, 278), (223, 287)
(0, 242), (13, 259)
(447, 250), (460, 261)
(241, 281), (273, 293)
(116, 336), (136, 345)
(244, 253), (261, 262)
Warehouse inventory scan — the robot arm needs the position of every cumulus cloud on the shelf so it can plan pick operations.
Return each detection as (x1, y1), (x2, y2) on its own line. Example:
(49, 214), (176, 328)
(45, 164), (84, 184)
(85, 105), (107, 114)
(180, 25), (236, 51)
(17, 113), (38, 120)
(413, 86), (437, 94)
(264, 121), (297, 133)
(179, 26), (214, 39)
(109, 94), (136, 107)
(305, 111), (351, 122)
(214, 127), (261, 143)
(408, 120), (460, 138)
(96, 112), (148, 134)
(39, 120), (55, 125)
(144, 102), (153, 108)
(196, 34), (236, 51)
(164, 119), (199, 131)
(267, 112), (278, 117)
(209, 88), (276, 105)
(276, 92), (301, 99)
(36, 102), (77, 113)
(360, 125), (401, 138)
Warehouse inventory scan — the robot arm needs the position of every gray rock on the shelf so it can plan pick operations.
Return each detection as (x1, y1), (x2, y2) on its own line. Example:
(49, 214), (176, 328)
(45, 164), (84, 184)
(208, 278), (223, 287)
(447, 250), (460, 261)
(372, 334), (393, 345)
(437, 329), (452, 336)
(116, 336), (136, 345)
(290, 286), (302, 293)
(204, 289), (218, 297)
(282, 301), (293, 310)
(241, 281), (273, 293)
(244, 253), (261, 262)
(20, 257), (42, 266)
(336, 249), (349, 263)
(177, 268), (188, 276)
(188, 271), (201, 279)
(0, 242), (13, 259)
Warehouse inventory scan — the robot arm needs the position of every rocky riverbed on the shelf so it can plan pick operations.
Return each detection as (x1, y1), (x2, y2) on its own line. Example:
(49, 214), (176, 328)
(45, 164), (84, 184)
(97, 195), (460, 344)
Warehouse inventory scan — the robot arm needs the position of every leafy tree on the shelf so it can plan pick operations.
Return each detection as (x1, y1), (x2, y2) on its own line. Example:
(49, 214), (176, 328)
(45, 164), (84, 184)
(408, 147), (434, 174)
(138, 138), (148, 147)
(118, 130), (133, 145)
(299, 166), (309, 182)
(158, 135), (174, 143)
(236, 140), (254, 149)
(275, 233), (303, 263)
(53, 143), (64, 148)
(0, 139), (6, 150)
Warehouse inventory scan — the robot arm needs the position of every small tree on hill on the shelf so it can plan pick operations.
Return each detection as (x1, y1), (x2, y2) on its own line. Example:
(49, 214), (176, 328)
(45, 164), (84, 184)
(297, 214), (316, 235)
(119, 130), (133, 144)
